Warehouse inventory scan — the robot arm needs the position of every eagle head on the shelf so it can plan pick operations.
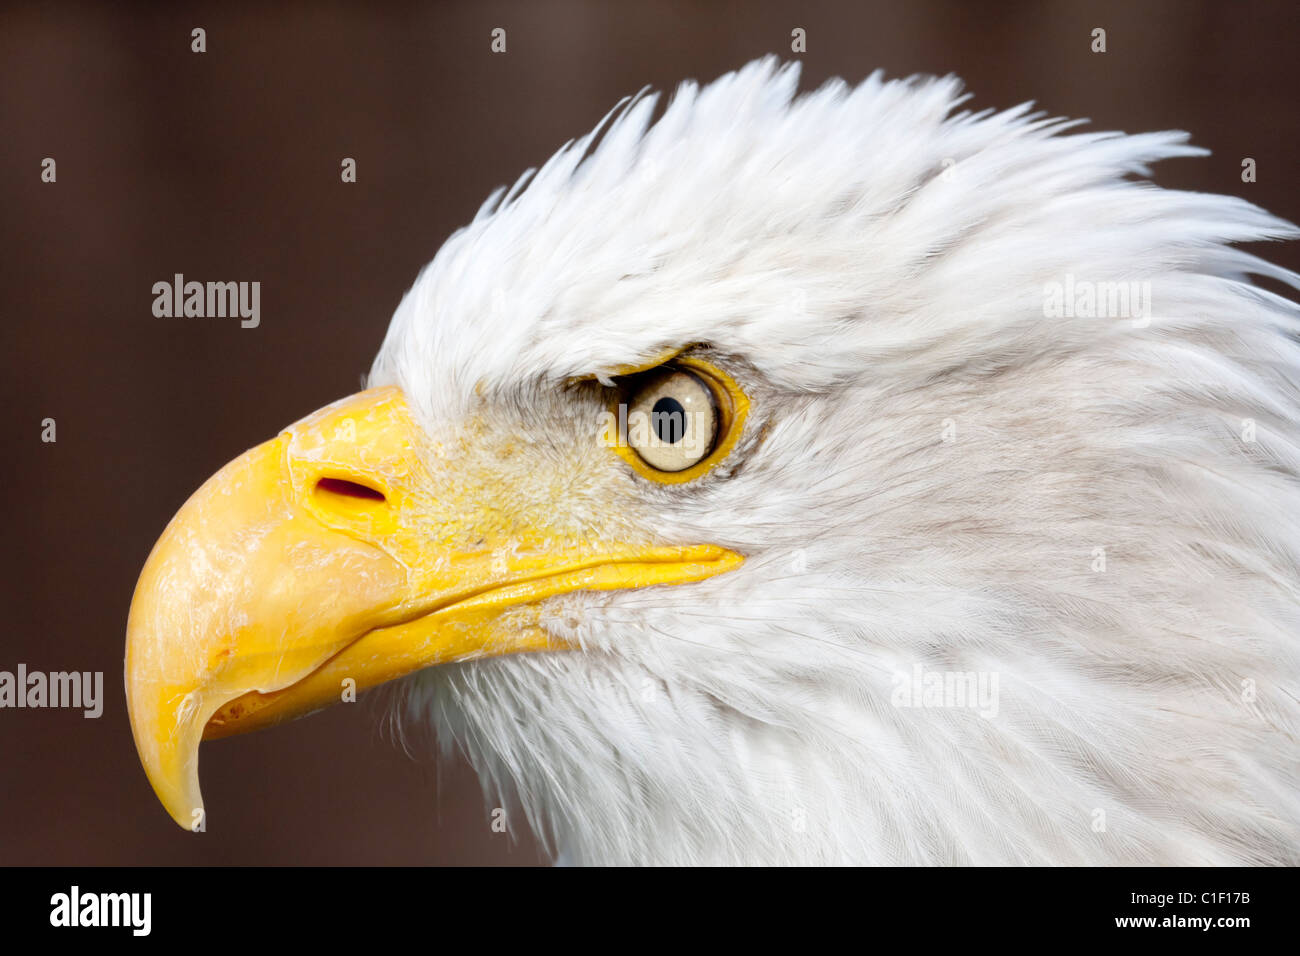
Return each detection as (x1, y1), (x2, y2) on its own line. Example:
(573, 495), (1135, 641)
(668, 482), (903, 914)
(126, 59), (1300, 865)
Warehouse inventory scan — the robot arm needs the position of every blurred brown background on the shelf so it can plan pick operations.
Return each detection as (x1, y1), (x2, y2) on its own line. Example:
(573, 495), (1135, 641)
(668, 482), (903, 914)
(1, 0), (1296, 865)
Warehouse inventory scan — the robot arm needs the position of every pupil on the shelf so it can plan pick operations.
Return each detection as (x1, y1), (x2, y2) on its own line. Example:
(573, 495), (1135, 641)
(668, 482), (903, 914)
(652, 397), (686, 444)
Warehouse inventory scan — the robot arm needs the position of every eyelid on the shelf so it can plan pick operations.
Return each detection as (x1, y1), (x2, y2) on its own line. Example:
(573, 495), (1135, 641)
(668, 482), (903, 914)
(563, 347), (690, 389)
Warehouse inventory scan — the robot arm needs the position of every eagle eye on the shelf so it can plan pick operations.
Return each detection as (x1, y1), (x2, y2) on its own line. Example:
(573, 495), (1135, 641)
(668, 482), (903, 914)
(626, 368), (718, 472)
(610, 357), (751, 483)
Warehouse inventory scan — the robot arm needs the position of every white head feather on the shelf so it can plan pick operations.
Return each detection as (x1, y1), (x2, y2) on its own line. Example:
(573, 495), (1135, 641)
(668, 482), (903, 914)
(368, 58), (1300, 865)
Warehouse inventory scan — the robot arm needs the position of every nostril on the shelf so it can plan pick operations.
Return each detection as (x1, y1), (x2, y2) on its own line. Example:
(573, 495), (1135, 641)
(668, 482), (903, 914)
(315, 477), (386, 502)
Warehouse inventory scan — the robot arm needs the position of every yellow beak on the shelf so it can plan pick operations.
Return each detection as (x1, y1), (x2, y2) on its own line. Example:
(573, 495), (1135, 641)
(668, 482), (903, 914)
(125, 386), (741, 829)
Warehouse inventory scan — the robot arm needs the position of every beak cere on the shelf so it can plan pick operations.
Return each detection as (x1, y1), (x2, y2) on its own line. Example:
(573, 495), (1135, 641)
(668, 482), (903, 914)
(125, 386), (742, 829)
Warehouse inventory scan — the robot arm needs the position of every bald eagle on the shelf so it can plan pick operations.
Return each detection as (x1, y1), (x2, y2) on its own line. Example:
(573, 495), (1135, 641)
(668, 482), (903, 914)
(126, 58), (1300, 865)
